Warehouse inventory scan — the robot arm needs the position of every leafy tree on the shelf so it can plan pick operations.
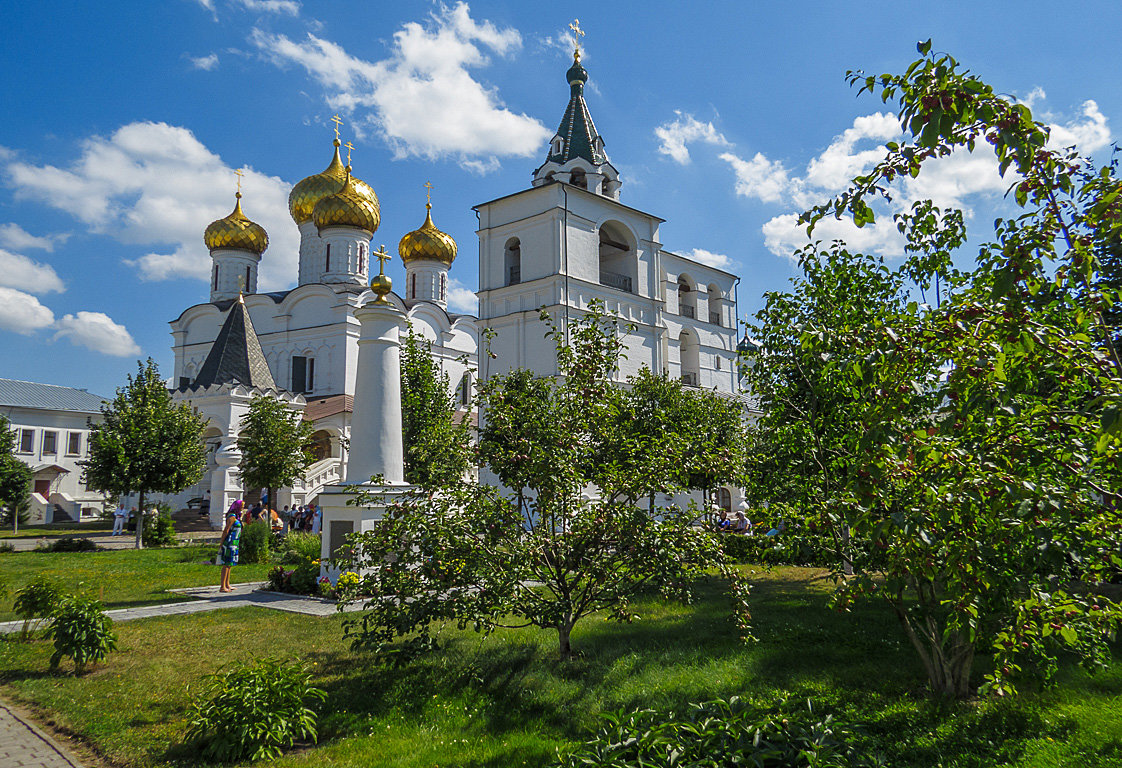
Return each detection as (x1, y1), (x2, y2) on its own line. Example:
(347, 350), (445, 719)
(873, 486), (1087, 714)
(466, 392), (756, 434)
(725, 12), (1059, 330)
(237, 394), (314, 515)
(752, 42), (1122, 698)
(82, 359), (208, 549)
(0, 415), (31, 531)
(400, 328), (471, 489)
(343, 303), (737, 660)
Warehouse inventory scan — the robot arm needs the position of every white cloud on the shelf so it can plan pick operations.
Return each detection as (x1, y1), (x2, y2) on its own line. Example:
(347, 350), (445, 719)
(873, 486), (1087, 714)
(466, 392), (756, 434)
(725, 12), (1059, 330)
(0, 223), (66, 252)
(719, 151), (793, 204)
(250, 2), (551, 170)
(732, 96), (1113, 260)
(2, 121), (298, 289)
(447, 276), (477, 315)
(655, 112), (729, 165)
(0, 287), (54, 335)
(539, 29), (583, 61)
(190, 53), (220, 71)
(236, 0), (300, 15)
(53, 311), (141, 357)
(0, 249), (65, 294)
(684, 248), (734, 271)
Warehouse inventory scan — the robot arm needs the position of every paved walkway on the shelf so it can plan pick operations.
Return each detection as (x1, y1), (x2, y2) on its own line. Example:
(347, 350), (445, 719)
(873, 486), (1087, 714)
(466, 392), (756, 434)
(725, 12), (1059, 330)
(0, 582), (364, 635)
(0, 700), (84, 768)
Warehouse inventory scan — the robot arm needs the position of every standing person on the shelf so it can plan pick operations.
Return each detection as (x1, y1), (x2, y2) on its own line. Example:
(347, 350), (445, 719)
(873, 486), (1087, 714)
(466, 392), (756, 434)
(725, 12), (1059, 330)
(112, 501), (127, 536)
(280, 504), (291, 535)
(218, 500), (244, 593)
(310, 503), (322, 535)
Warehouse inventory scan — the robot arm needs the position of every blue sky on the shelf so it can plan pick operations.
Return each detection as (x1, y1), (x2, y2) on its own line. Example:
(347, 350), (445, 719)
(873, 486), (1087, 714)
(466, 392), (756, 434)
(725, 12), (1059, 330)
(1, 0), (1119, 398)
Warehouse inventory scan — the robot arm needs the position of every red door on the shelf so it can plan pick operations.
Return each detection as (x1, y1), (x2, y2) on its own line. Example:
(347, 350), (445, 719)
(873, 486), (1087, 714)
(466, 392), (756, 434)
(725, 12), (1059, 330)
(34, 480), (50, 498)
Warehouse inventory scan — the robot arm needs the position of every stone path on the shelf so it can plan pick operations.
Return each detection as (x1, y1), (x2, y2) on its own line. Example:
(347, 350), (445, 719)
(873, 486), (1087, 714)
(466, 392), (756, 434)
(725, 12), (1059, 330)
(3, 532), (220, 553)
(0, 700), (84, 768)
(0, 582), (366, 635)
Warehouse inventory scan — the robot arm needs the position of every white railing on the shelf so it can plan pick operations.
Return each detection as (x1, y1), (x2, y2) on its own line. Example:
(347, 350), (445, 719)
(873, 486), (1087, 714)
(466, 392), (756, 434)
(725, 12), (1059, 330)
(292, 457), (342, 502)
(680, 304), (696, 319)
(682, 371), (699, 387)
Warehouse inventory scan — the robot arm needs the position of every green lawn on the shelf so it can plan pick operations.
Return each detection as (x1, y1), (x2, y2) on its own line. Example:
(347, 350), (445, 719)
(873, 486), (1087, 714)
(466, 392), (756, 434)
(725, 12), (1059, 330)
(0, 565), (1119, 767)
(0, 520), (113, 539)
(0, 545), (270, 621)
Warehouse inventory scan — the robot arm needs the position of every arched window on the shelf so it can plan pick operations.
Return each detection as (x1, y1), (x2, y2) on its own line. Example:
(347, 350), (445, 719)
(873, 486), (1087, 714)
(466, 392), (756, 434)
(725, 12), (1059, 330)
(440, 273), (447, 301)
(598, 222), (636, 293)
(325, 243), (331, 272)
(551, 136), (563, 156)
(245, 266), (251, 292)
(718, 488), (732, 515)
(505, 237), (521, 286)
(707, 284), (722, 325)
(570, 168), (587, 190)
(359, 243), (365, 273)
(679, 330), (700, 387)
(410, 273), (416, 299)
(457, 372), (471, 407)
(678, 277), (695, 319)
(213, 265), (219, 292)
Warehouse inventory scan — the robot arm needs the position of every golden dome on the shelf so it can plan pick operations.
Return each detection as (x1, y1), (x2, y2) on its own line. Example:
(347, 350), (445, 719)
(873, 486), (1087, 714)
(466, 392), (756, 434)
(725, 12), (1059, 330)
(398, 204), (457, 266)
(312, 169), (381, 233)
(288, 139), (379, 225)
(204, 194), (268, 254)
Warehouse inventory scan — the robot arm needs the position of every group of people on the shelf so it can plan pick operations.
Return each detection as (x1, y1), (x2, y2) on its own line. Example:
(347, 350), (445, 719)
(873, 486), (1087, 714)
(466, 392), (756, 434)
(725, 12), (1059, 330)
(216, 498), (322, 592)
(715, 508), (751, 533)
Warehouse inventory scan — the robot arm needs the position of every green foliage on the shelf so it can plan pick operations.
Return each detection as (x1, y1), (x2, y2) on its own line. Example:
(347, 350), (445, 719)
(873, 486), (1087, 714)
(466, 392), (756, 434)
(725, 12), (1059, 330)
(240, 520), (271, 564)
(557, 697), (883, 768)
(276, 531), (322, 563)
(237, 395), (315, 516)
(0, 415), (32, 527)
(345, 303), (733, 661)
(82, 359), (207, 549)
(400, 328), (471, 489)
(40, 538), (99, 553)
(13, 576), (60, 637)
(46, 594), (117, 674)
(185, 657), (326, 762)
(751, 45), (1122, 698)
(142, 513), (176, 548)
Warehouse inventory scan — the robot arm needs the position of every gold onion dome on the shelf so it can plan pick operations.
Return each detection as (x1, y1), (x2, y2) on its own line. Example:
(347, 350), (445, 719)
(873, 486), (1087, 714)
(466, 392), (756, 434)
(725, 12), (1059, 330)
(204, 193), (268, 254)
(312, 168), (381, 233)
(288, 139), (379, 225)
(398, 203), (457, 266)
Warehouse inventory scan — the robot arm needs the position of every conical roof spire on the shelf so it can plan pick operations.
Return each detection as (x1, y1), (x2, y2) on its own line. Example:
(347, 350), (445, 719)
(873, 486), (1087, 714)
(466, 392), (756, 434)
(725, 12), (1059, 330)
(192, 297), (277, 390)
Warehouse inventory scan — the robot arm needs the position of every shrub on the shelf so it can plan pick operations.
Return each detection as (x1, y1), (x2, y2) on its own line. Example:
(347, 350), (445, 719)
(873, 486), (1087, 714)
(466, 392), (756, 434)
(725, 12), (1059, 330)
(317, 576), (333, 598)
(290, 560), (319, 595)
(557, 697), (882, 768)
(142, 513), (176, 547)
(0, 542), (14, 553)
(267, 565), (289, 592)
(47, 595), (117, 674)
(277, 531), (321, 563)
(240, 521), (271, 564)
(41, 537), (98, 553)
(13, 577), (60, 639)
(335, 570), (360, 597)
(185, 658), (326, 762)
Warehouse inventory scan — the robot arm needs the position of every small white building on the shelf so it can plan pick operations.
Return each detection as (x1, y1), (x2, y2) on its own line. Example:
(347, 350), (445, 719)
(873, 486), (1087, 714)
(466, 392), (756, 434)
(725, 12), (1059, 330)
(0, 378), (108, 523)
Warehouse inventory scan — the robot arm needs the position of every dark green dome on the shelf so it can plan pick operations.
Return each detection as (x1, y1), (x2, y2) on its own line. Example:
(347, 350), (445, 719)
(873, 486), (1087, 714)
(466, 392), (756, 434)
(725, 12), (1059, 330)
(566, 58), (588, 87)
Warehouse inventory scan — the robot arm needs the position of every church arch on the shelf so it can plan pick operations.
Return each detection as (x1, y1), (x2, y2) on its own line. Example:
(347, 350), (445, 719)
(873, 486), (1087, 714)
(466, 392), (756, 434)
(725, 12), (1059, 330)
(707, 283), (722, 325)
(305, 429), (334, 461)
(679, 328), (700, 387)
(504, 237), (521, 286)
(597, 221), (636, 294)
(677, 274), (696, 319)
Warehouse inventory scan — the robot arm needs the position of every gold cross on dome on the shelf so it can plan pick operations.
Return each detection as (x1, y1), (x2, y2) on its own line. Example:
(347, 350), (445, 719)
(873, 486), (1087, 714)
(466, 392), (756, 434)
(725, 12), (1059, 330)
(234, 168), (244, 195)
(373, 244), (391, 275)
(569, 19), (584, 59)
(344, 141), (355, 166)
(424, 180), (433, 205)
(330, 114), (344, 141)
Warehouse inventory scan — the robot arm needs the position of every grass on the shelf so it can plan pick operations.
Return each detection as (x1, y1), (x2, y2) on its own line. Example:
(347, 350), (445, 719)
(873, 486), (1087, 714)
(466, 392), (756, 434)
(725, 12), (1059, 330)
(0, 565), (1119, 767)
(0, 545), (270, 621)
(0, 519), (113, 539)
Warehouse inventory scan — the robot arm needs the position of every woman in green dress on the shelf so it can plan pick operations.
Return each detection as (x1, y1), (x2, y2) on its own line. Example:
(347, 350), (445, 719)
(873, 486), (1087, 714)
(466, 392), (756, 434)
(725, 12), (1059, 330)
(218, 500), (244, 593)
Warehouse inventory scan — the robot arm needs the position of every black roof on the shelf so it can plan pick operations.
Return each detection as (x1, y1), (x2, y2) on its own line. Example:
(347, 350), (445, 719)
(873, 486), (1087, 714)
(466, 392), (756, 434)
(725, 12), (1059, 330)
(192, 297), (277, 390)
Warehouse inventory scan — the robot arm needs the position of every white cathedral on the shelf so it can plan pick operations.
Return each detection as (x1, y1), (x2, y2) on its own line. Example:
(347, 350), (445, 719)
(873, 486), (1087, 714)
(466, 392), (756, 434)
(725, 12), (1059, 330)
(168, 46), (746, 527)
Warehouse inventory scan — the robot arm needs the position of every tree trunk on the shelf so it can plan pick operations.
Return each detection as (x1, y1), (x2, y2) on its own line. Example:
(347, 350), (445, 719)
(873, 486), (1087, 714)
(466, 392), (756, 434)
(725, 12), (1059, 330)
(557, 623), (574, 661)
(135, 491), (145, 550)
(890, 598), (975, 699)
(840, 526), (853, 576)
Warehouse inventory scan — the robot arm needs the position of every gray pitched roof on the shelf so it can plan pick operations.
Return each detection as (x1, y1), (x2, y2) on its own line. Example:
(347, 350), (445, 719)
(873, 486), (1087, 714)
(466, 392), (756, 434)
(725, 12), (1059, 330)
(545, 60), (604, 167)
(0, 378), (107, 413)
(192, 296), (277, 390)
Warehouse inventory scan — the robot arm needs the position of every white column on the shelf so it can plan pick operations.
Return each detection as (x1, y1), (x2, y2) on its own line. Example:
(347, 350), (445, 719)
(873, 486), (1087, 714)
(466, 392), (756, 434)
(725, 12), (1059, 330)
(346, 301), (406, 484)
(210, 439), (243, 529)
